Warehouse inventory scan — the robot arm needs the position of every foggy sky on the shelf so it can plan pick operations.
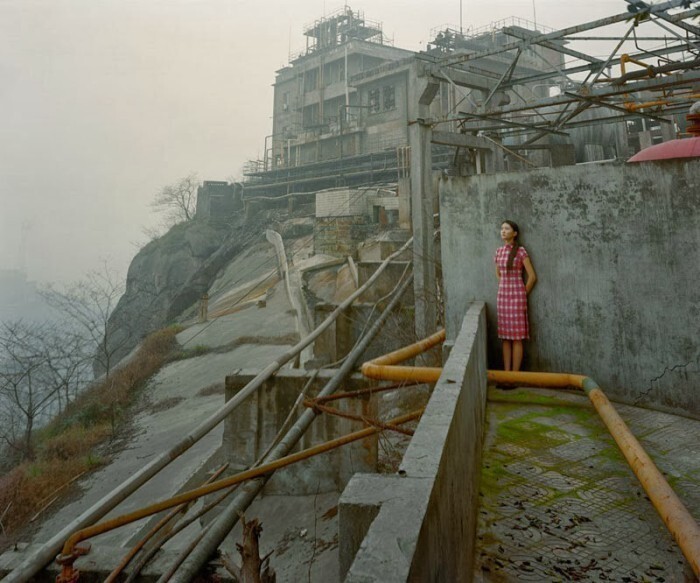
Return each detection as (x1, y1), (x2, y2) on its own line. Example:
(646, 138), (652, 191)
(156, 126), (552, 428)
(1, 0), (626, 284)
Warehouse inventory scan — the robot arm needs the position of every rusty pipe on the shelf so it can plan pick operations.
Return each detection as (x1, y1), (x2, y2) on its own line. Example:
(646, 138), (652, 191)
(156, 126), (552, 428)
(167, 273), (416, 583)
(586, 384), (700, 578)
(56, 409), (423, 582)
(360, 329), (445, 382)
(361, 335), (700, 577)
(487, 370), (587, 388)
(491, 372), (700, 576)
(104, 463), (230, 583)
(623, 93), (700, 112)
(365, 329), (445, 366)
(8, 238), (415, 583)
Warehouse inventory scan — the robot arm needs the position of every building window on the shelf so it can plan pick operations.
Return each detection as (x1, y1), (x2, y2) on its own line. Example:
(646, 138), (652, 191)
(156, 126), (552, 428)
(383, 85), (395, 110)
(368, 89), (381, 113)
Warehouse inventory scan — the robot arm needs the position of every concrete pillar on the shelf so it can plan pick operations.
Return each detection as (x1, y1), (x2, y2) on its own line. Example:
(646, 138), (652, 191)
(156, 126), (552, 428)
(615, 120), (631, 159)
(660, 116), (676, 142)
(398, 176), (411, 230)
(638, 130), (653, 150)
(408, 64), (440, 340)
(198, 294), (209, 323)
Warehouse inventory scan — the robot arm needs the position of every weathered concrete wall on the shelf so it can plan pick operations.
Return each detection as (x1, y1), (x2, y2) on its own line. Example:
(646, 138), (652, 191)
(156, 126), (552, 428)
(314, 216), (375, 256)
(440, 160), (700, 418)
(316, 189), (369, 218)
(224, 369), (378, 495)
(311, 303), (415, 368)
(340, 303), (488, 581)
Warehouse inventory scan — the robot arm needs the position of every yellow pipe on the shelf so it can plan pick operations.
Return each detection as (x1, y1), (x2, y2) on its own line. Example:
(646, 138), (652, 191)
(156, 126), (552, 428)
(56, 409), (423, 582)
(488, 370), (586, 388)
(624, 92), (700, 112)
(586, 386), (700, 577)
(360, 329), (445, 382)
(366, 329), (446, 366)
(361, 332), (700, 576)
(103, 463), (230, 583)
(362, 364), (442, 383)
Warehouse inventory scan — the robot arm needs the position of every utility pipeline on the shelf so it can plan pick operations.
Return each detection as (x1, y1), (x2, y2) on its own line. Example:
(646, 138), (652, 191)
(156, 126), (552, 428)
(360, 331), (700, 578)
(5, 238), (413, 583)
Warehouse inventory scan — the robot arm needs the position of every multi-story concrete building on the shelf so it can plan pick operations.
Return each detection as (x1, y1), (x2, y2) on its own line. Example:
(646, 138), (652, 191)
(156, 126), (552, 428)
(244, 9), (569, 196)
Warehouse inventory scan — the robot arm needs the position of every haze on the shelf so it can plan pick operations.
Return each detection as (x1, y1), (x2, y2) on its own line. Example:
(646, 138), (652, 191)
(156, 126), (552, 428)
(1, 0), (625, 284)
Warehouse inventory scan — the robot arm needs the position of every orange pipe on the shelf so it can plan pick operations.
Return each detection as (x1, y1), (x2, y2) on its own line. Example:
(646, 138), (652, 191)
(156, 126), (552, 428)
(624, 93), (700, 112)
(56, 409), (423, 582)
(586, 386), (700, 577)
(366, 329), (446, 366)
(103, 463), (230, 583)
(361, 332), (700, 576)
(487, 370), (586, 388)
(361, 329), (445, 382)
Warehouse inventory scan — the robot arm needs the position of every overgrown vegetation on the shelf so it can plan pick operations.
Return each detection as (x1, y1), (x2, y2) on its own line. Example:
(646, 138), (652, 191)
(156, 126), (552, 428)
(0, 325), (181, 536)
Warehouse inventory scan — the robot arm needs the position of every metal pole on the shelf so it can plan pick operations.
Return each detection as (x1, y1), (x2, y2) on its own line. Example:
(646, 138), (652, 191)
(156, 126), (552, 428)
(167, 275), (414, 583)
(4, 239), (413, 583)
(532, 0), (537, 28)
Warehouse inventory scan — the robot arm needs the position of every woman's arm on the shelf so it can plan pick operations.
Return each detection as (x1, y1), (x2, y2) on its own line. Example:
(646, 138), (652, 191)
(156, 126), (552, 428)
(495, 265), (501, 281)
(523, 257), (537, 294)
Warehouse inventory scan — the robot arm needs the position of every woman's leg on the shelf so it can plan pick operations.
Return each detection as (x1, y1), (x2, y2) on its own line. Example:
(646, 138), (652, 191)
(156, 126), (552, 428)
(502, 340), (512, 371)
(512, 340), (523, 372)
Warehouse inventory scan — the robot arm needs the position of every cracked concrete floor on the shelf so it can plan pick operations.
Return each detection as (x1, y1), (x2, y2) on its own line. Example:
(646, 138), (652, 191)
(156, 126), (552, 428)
(475, 387), (700, 582)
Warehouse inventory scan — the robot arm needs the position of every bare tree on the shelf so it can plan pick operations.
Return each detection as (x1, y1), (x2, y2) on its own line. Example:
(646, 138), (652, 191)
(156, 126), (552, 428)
(0, 324), (45, 461)
(42, 262), (128, 379)
(152, 173), (199, 224)
(41, 327), (91, 412)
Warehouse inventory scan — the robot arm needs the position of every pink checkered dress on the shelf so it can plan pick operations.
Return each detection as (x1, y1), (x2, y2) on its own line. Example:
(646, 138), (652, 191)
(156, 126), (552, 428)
(494, 244), (529, 340)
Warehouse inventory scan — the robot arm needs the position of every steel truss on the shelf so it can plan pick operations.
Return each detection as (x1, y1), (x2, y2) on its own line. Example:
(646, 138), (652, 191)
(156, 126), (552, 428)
(431, 2), (700, 140)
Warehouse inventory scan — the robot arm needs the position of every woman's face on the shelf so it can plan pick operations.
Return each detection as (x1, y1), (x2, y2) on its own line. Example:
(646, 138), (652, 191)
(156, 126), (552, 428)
(500, 222), (517, 243)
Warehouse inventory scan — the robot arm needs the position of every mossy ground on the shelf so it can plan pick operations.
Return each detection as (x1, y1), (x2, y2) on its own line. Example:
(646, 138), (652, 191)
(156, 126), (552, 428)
(475, 386), (699, 582)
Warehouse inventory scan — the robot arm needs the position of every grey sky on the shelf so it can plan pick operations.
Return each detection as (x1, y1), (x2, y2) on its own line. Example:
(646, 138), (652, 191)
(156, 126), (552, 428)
(1, 0), (627, 284)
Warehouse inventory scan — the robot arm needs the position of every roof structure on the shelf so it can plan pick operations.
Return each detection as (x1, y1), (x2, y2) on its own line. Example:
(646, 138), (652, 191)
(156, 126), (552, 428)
(426, 0), (700, 144)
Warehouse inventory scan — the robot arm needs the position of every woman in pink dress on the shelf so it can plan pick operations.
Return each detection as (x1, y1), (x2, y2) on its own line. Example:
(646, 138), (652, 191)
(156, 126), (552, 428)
(494, 220), (537, 371)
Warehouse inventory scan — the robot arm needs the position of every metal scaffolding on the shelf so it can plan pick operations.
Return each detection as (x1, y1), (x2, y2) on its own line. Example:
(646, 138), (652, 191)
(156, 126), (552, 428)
(428, 1), (700, 141)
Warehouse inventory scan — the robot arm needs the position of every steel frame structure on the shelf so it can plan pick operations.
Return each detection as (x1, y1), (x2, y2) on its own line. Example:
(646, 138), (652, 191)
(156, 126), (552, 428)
(429, 1), (700, 141)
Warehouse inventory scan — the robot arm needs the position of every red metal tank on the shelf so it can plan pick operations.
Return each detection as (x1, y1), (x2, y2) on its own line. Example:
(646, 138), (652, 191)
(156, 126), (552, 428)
(628, 106), (700, 162)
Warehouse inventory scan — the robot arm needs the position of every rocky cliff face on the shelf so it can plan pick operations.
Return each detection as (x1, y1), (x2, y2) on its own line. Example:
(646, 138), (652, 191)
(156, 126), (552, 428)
(101, 214), (265, 374)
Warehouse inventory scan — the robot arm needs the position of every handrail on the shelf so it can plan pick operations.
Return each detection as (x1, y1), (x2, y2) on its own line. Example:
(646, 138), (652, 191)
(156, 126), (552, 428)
(55, 410), (423, 582)
(5, 237), (414, 583)
(166, 273), (415, 582)
(360, 331), (700, 577)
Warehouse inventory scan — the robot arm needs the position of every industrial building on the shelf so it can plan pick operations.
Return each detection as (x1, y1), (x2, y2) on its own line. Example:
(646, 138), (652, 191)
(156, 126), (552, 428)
(242, 7), (568, 197)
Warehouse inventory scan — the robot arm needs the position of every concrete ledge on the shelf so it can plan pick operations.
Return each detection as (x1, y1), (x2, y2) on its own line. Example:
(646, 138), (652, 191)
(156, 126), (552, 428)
(340, 302), (488, 582)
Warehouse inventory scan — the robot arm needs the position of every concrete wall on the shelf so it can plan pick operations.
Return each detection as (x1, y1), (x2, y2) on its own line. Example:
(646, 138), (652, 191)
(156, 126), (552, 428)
(311, 302), (415, 368)
(224, 369), (378, 495)
(314, 216), (375, 256)
(316, 189), (369, 218)
(440, 160), (700, 418)
(339, 303), (488, 581)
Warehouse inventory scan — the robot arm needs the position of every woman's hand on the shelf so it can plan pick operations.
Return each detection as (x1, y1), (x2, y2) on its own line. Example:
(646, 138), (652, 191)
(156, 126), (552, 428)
(523, 257), (537, 294)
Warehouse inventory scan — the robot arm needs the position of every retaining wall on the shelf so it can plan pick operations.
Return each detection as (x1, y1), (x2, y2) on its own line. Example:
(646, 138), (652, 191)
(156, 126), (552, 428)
(339, 302), (488, 581)
(440, 160), (700, 418)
